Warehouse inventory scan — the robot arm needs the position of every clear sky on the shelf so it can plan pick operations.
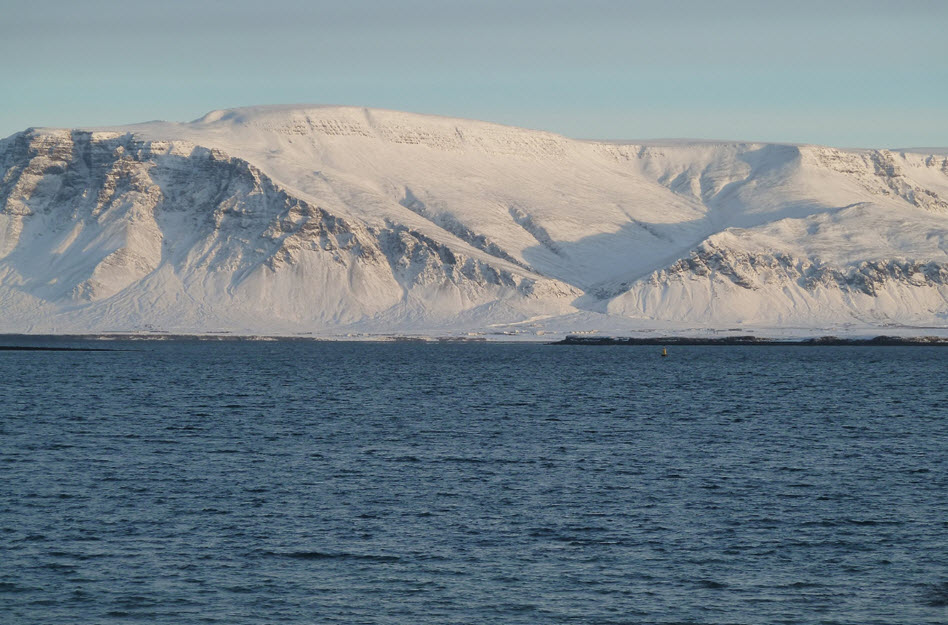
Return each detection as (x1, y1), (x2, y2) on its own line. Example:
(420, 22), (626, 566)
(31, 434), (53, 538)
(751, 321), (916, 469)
(2, 0), (946, 147)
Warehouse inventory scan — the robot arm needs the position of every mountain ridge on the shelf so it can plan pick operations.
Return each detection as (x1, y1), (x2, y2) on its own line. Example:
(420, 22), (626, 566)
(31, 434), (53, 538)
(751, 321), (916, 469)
(2, 106), (947, 338)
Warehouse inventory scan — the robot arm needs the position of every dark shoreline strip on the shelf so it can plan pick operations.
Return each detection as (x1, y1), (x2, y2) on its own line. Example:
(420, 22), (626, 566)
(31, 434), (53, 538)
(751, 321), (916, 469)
(552, 335), (948, 346)
(0, 346), (119, 352)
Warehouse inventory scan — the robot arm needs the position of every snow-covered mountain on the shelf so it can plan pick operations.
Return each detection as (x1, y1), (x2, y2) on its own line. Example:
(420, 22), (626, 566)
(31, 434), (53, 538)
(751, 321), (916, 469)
(2, 105), (947, 337)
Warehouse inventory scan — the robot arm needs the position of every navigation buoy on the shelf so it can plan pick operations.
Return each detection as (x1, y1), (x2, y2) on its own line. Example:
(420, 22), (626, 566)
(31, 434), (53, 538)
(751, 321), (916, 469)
(661, 347), (668, 357)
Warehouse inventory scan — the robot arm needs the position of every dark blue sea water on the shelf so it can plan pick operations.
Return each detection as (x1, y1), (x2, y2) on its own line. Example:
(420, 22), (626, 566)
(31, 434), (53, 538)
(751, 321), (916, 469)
(1, 341), (946, 624)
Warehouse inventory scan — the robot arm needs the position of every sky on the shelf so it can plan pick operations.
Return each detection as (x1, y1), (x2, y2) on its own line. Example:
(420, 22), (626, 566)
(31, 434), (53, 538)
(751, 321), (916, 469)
(2, 0), (946, 147)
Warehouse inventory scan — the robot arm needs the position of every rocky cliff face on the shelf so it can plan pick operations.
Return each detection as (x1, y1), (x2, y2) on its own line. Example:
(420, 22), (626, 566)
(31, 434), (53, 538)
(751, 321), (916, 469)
(0, 126), (575, 333)
(1, 106), (947, 336)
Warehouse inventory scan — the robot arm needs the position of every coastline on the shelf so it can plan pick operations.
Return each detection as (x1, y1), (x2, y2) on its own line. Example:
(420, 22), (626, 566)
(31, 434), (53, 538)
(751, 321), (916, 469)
(2, 332), (948, 347)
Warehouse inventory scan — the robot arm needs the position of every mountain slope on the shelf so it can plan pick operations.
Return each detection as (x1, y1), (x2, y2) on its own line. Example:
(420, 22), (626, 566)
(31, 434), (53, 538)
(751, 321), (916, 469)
(2, 105), (947, 336)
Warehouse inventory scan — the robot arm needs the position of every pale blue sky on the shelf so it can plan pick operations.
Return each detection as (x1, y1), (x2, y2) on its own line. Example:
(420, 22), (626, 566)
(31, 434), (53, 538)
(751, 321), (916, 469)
(2, 0), (946, 147)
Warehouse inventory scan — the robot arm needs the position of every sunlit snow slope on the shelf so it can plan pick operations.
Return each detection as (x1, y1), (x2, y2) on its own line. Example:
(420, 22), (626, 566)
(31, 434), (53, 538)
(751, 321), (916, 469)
(2, 105), (948, 336)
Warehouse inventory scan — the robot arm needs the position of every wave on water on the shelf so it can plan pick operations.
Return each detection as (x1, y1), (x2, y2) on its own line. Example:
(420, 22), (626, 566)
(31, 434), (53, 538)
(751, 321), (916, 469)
(921, 581), (948, 607)
(261, 550), (402, 563)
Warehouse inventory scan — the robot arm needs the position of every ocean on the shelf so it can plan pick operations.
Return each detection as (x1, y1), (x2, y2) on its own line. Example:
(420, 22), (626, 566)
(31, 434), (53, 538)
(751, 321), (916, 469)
(1, 340), (946, 624)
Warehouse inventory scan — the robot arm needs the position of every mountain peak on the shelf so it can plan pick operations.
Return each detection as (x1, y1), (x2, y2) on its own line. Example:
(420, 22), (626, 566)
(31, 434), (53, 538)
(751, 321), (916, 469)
(188, 104), (522, 133)
(192, 104), (367, 125)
